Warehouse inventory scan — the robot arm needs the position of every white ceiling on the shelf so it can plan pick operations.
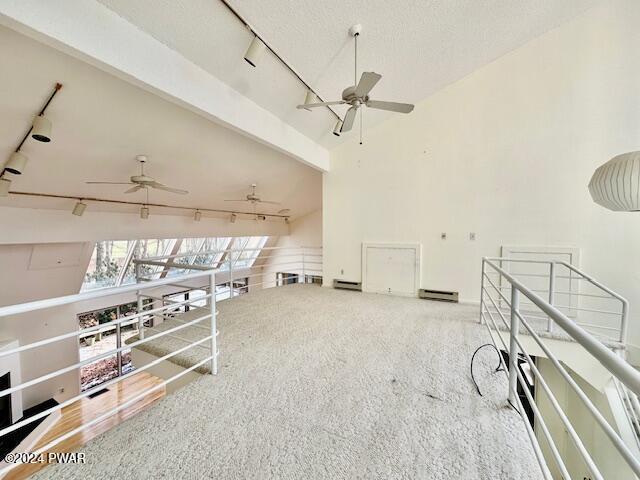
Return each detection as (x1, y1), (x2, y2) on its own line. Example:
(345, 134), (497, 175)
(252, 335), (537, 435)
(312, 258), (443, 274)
(0, 26), (321, 220)
(98, 0), (601, 147)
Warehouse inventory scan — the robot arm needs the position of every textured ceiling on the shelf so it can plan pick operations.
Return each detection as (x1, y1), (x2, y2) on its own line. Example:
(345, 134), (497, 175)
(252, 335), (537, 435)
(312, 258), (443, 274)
(97, 0), (601, 147)
(0, 26), (321, 219)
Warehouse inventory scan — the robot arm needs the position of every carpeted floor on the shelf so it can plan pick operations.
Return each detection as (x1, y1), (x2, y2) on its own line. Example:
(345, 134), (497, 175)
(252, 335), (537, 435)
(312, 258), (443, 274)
(35, 285), (542, 479)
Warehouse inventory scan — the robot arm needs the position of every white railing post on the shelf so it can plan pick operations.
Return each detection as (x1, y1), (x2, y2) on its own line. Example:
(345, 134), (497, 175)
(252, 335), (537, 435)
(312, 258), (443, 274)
(229, 257), (234, 299)
(302, 248), (306, 284)
(209, 270), (218, 375)
(548, 262), (555, 333)
(508, 287), (520, 405)
(479, 258), (486, 324)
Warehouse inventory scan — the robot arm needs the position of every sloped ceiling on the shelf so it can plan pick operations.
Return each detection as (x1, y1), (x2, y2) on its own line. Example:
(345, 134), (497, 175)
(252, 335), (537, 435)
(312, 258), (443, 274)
(0, 26), (321, 220)
(98, 0), (602, 147)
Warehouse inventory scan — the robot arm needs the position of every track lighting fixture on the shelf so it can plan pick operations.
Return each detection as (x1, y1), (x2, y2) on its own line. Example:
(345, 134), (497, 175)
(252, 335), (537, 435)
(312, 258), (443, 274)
(31, 115), (52, 143)
(230, 213), (237, 223)
(194, 210), (202, 221)
(0, 177), (10, 197)
(4, 152), (28, 175)
(140, 205), (149, 219)
(333, 120), (343, 136)
(72, 200), (87, 216)
(244, 35), (266, 67)
(302, 91), (317, 112)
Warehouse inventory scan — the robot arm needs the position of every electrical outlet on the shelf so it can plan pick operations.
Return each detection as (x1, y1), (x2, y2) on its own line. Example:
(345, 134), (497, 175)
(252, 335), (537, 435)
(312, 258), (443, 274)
(469, 232), (476, 241)
(441, 233), (447, 240)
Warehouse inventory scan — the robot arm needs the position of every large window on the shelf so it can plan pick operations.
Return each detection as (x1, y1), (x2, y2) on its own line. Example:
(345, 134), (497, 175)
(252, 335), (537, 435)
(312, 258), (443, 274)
(82, 236), (269, 291)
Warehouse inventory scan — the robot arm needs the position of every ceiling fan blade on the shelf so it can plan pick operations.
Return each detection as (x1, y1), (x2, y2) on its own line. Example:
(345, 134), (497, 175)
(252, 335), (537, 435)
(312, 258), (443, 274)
(224, 199), (249, 202)
(258, 200), (281, 205)
(341, 106), (357, 133)
(354, 72), (382, 98)
(297, 100), (346, 110)
(124, 185), (143, 194)
(86, 181), (134, 185)
(366, 100), (414, 113)
(149, 182), (188, 195)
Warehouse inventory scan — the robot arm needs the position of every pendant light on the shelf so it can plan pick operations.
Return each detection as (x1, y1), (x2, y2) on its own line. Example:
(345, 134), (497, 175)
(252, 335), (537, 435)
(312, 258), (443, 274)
(230, 213), (237, 223)
(194, 210), (202, 221)
(140, 205), (149, 219)
(333, 120), (343, 136)
(589, 151), (640, 211)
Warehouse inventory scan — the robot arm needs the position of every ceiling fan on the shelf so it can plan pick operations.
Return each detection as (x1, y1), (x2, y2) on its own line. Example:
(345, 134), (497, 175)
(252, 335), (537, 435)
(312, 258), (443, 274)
(224, 184), (280, 205)
(297, 24), (414, 141)
(86, 155), (188, 195)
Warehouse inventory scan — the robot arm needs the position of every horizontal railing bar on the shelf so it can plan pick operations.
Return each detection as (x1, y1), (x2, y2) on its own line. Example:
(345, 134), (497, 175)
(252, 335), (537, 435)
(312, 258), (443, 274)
(484, 258), (640, 394)
(0, 293), (212, 360)
(0, 355), (214, 477)
(481, 300), (604, 479)
(145, 325), (217, 348)
(138, 245), (322, 263)
(0, 335), (213, 438)
(0, 312), (211, 398)
(0, 270), (214, 317)
(513, 310), (640, 475)
(552, 305), (622, 316)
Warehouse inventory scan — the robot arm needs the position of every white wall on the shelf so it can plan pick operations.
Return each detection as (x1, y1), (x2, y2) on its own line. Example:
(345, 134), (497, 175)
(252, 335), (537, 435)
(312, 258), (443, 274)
(261, 209), (322, 288)
(0, 242), (93, 408)
(324, 0), (640, 343)
(535, 358), (634, 479)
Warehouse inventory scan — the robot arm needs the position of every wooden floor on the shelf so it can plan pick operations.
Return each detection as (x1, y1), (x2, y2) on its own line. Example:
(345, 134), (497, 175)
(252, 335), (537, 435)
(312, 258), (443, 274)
(5, 372), (165, 480)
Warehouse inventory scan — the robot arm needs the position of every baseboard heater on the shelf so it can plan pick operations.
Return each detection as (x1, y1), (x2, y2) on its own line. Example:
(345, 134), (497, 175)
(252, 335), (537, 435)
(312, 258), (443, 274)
(333, 279), (362, 291)
(419, 288), (458, 302)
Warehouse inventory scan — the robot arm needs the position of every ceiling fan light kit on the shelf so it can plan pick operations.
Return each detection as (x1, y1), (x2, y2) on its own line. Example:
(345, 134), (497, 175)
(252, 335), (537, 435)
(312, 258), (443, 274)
(296, 25), (414, 143)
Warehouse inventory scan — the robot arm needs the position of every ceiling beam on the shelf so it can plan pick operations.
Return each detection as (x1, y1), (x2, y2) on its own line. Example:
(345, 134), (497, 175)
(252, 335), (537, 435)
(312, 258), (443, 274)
(0, 0), (330, 172)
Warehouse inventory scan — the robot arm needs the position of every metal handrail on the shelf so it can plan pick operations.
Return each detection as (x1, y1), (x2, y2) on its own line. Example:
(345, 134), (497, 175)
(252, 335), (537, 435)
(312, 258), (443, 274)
(481, 257), (640, 479)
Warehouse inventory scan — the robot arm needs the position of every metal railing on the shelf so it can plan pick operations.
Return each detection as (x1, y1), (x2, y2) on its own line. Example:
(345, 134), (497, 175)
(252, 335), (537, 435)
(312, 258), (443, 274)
(480, 257), (640, 480)
(0, 244), (322, 476)
(482, 257), (629, 345)
(0, 270), (218, 477)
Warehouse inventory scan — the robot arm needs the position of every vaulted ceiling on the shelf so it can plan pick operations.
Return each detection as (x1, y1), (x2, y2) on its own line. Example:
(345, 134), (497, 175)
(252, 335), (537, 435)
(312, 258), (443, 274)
(0, 26), (322, 219)
(98, 0), (602, 147)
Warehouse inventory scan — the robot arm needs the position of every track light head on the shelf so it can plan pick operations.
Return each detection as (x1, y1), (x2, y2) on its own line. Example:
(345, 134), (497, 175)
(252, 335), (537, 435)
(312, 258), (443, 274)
(5, 152), (28, 175)
(72, 200), (87, 216)
(0, 177), (10, 197)
(230, 213), (237, 223)
(32, 115), (52, 142)
(333, 120), (343, 136)
(194, 210), (202, 221)
(244, 35), (266, 67)
(140, 205), (149, 219)
(302, 91), (317, 111)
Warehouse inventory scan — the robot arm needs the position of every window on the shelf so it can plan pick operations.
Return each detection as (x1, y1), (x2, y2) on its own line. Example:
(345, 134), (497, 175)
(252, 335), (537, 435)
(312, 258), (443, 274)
(82, 236), (269, 290)
(277, 272), (299, 286)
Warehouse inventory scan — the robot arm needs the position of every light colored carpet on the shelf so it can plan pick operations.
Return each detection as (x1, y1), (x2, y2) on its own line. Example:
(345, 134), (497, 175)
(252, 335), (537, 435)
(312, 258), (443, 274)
(35, 285), (542, 479)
